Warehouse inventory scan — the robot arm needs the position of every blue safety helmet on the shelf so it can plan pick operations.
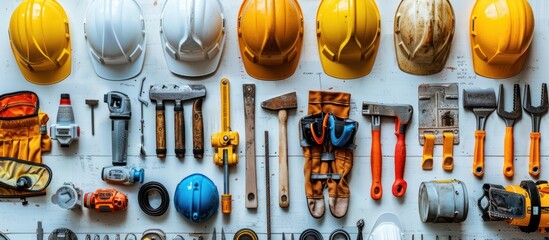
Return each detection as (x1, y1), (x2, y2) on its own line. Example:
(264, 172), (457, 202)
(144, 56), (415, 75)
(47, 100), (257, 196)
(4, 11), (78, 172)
(174, 173), (219, 223)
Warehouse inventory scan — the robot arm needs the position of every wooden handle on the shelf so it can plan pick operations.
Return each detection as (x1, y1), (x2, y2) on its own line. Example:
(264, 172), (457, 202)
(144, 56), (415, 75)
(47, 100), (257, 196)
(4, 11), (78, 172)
(174, 106), (185, 158)
(392, 132), (407, 197)
(370, 129), (382, 200)
(155, 107), (166, 158)
(529, 132), (541, 177)
(278, 109), (289, 208)
(503, 127), (514, 177)
(473, 130), (486, 177)
(192, 99), (204, 159)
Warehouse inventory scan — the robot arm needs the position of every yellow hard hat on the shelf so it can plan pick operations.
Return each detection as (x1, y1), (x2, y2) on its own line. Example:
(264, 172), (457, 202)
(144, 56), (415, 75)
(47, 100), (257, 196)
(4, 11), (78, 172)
(394, 0), (455, 75)
(470, 0), (534, 79)
(237, 0), (304, 81)
(316, 0), (381, 79)
(9, 0), (71, 85)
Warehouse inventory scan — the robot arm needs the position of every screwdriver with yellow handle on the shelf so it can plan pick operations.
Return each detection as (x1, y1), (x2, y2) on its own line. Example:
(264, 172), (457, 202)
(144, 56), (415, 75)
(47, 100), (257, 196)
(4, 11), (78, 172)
(211, 78), (239, 214)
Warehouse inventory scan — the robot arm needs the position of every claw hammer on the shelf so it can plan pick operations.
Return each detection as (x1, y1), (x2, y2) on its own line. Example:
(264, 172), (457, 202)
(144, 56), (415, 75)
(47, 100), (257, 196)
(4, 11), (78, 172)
(362, 102), (413, 198)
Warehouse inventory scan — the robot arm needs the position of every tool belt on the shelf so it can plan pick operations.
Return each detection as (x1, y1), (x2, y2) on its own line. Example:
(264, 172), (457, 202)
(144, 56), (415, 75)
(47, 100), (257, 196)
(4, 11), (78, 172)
(300, 91), (358, 218)
(0, 91), (52, 198)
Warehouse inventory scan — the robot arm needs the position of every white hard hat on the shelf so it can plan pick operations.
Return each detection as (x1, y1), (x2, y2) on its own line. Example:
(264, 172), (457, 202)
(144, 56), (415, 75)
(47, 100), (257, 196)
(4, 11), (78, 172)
(160, 0), (226, 77)
(368, 213), (404, 240)
(84, 0), (147, 81)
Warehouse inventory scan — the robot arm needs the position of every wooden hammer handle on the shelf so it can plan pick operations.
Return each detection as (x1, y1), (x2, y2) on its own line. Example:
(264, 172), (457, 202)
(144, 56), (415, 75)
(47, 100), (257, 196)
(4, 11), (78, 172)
(155, 106), (166, 158)
(192, 99), (204, 159)
(279, 109), (289, 208)
(174, 105), (185, 158)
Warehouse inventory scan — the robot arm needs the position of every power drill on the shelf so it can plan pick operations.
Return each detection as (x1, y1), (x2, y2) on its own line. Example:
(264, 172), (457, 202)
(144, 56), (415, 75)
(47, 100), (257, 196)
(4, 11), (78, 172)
(83, 188), (128, 212)
(104, 91), (131, 166)
(50, 94), (79, 147)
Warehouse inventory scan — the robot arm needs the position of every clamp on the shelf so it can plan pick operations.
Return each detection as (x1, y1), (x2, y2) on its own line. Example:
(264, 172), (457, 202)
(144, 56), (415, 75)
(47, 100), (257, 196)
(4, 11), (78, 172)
(211, 78), (239, 214)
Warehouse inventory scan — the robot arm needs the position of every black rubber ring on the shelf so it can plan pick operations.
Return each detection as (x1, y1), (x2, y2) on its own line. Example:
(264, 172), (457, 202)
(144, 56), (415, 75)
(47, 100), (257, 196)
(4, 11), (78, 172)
(300, 229), (323, 240)
(329, 229), (350, 240)
(138, 181), (170, 216)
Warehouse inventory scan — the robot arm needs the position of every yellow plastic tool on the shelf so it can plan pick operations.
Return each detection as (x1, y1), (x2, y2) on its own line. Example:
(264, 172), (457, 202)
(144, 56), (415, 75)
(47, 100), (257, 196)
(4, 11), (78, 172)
(211, 78), (239, 214)
(442, 132), (454, 171)
(421, 134), (434, 170)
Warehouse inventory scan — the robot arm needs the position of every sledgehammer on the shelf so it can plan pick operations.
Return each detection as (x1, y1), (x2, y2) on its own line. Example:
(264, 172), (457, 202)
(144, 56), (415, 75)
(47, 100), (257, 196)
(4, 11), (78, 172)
(262, 92), (297, 208)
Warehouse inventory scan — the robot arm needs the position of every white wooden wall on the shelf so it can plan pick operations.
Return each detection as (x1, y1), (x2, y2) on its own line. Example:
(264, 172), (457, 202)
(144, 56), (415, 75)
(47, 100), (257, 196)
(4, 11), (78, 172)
(1, 0), (549, 239)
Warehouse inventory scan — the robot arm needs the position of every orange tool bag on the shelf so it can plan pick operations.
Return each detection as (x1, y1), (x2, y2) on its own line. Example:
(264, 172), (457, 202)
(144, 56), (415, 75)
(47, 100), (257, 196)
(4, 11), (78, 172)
(0, 91), (52, 199)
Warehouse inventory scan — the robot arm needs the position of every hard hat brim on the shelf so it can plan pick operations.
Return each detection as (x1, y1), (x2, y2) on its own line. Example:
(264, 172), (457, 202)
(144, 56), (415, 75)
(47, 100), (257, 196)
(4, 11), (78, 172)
(12, 46), (71, 85)
(318, 36), (380, 79)
(240, 53), (301, 81)
(395, 49), (447, 75)
(162, 36), (225, 78)
(471, 49), (530, 79)
(89, 44), (146, 81)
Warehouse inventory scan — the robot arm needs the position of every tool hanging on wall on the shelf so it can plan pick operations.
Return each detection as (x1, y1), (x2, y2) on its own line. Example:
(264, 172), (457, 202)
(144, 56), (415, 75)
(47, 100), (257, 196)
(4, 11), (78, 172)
(234, 229), (258, 240)
(101, 166), (144, 185)
(418, 180), (468, 223)
(50, 94), (79, 147)
(463, 88), (497, 177)
(149, 84), (206, 158)
(243, 84), (258, 209)
(138, 77), (148, 157)
(356, 219), (364, 240)
(83, 188), (128, 212)
(85, 99), (99, 136)
(264, 131), (271, 240)
(523, 84), (548, 177)
(104, 91), (131, 166)
(262, 92), (297, 208)
(496, 84), (521, 177)
(51, 182), (82, 210)
(300, 91), (358, 218)
(362, 102), (413, 198)
(193, 98), (204, 159)
(138, 181), (169, 217)
(478, 180), (549, 233)
(211, 78), (239, 214)
(418, 84), (459, 171)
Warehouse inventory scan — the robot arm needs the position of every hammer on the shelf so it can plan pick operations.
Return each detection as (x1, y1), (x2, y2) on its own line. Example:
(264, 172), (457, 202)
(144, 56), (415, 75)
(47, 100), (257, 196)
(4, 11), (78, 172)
(362, 102), (413, 198)
(149, 84), (206, 158)
(261, 92), (297, 208)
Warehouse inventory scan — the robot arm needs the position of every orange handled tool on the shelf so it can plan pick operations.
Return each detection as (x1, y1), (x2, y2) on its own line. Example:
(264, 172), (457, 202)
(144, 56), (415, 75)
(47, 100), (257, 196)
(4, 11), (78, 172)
(363, 102), (412, 198)
(496, 84), (521, 178)
(529, 132), (541, 176)
(463, 88), (497, 178)
(370, 116), (382, 200)
(392, 119), (408, 197)
(472, 130), (486, 177)
(523, 83), (548, 177)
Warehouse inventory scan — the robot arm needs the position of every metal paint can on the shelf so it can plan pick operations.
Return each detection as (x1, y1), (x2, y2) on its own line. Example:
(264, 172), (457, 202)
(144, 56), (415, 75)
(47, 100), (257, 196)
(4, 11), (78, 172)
(418, 180), (468, 223)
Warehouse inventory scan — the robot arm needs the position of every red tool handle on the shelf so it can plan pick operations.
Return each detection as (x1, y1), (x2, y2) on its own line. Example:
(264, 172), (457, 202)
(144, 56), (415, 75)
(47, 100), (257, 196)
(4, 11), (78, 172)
(392, 125), (407, 198)
(370, 129), (382, 200)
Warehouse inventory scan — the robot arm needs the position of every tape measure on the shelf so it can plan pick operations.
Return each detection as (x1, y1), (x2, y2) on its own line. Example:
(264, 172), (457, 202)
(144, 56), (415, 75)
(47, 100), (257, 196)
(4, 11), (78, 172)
(233, 229), (258, 240)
